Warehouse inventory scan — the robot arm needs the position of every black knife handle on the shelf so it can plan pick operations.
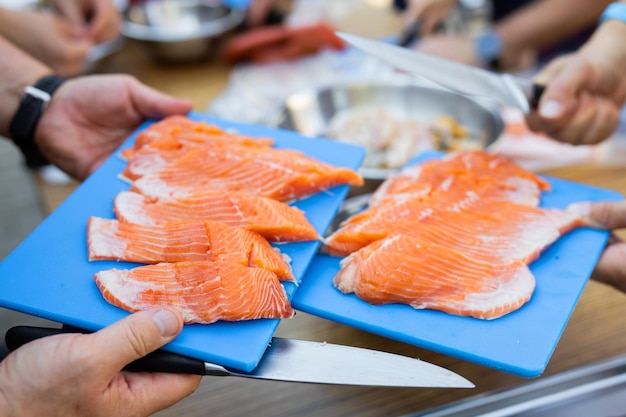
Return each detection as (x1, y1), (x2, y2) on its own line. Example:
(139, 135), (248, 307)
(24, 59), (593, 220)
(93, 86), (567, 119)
(5, 326), (207, 375)
(530, 83), (546, 110)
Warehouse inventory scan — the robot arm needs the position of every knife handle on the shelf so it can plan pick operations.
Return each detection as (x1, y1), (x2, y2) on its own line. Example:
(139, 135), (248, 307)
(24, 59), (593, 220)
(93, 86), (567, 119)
(5, 326), (207, 375)
(530, 83), (546, 110)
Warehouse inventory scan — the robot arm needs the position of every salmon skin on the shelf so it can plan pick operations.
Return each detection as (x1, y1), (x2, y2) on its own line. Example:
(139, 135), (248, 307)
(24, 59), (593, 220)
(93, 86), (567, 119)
(95, 260), (294, 324)
(129, 143), (363, 202)
(329, 150), (594, 320)
(113, 191), (320, 243)
(88, 217), (294, 281)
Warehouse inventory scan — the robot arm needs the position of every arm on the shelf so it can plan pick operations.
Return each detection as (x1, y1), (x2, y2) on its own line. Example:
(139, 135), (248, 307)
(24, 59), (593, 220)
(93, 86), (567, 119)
(0, 35), (52, 138)
(416, 0), (614, 70)
(495, 0), (614, 64)
(0, 34), (192, 180)
(0, 7), (92, 76)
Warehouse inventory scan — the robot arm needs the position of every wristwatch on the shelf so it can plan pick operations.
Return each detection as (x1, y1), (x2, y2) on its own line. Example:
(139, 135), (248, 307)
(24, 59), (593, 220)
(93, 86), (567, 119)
(8, 75), (65, 168)
(600, 2), (626, 24)
(473, 29), (503, 69)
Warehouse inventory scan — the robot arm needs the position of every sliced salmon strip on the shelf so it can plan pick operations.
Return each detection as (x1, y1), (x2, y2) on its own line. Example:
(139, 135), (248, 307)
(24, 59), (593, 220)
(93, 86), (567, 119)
(129, 143), (363, 202)
(88, 217), (294, 281)
(95, 260), (294, 324)
(334, 234), (535, 320)
(325, 196), (584, 259)
(114, 191), (320, 242)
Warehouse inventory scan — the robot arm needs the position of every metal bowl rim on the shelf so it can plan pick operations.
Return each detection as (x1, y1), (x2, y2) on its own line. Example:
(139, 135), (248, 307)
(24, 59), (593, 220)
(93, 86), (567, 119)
(268, 80), (506, 180)
(121, 1), (245, 42)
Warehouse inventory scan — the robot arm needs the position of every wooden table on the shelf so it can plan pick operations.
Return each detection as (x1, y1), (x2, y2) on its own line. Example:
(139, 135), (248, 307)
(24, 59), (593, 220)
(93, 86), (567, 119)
(37, 35), (626, 417)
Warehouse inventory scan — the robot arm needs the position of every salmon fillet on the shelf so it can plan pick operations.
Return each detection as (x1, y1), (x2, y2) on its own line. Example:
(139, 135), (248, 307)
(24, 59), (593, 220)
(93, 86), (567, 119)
(120, 115), (274, 161)
(87, 217), (294, 281)
(334, 235), (536, 320)
(95, 260), (294, 324)
(113, 191), (320, 242)
(325, 197), (585, 259)
(129, 143), (363, 202)
(370, 150), (550, 207)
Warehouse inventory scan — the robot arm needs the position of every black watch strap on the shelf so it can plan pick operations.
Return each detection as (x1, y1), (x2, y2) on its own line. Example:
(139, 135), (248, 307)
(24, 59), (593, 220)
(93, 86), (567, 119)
(8, 75), (66, 168)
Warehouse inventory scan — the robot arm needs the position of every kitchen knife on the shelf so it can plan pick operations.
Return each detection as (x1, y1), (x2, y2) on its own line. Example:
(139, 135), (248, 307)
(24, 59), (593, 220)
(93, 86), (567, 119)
(337, 32), (544, 114)
(5, 326), (473, 388)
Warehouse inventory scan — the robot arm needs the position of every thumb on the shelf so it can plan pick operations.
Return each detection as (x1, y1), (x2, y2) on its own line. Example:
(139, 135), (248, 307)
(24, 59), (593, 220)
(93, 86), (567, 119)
(91, 308), (184, 374)
(568, 200), (626, 230)
(127, 78), (193, 119)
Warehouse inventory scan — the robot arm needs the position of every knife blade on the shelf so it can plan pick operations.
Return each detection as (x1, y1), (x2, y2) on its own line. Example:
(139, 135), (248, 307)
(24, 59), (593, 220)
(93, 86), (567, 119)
(337, 32), (544, 114)
(5, 326), (473, 388)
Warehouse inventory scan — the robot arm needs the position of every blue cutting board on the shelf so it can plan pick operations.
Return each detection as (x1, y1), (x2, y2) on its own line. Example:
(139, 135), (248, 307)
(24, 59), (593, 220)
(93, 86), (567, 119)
(292, 152), (624, 378)
(0, 112), (365, 372)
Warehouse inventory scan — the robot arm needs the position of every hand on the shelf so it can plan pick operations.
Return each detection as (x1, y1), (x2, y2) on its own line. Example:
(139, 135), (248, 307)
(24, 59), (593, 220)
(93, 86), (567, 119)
(35, 74), (193, 180)
(50, 0), (122, 44)
(0, 8), (93, 76)
(526, 53), (626, 145)
(0, 308), (202, 417)
(404, 0), (458, 35)
(569, 200), (626, 293)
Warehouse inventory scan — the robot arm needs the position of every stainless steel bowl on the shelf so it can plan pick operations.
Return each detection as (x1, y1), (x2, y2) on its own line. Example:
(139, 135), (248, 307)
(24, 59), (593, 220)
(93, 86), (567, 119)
(122, 0), (245, 63)
(271, 81), (505, 183)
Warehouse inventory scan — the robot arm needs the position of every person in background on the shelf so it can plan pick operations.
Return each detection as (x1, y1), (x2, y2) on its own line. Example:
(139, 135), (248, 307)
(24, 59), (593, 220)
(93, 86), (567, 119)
(0, 33), (200, 416)
(401, 0), (614, 72)
(0, 0), (121, 77)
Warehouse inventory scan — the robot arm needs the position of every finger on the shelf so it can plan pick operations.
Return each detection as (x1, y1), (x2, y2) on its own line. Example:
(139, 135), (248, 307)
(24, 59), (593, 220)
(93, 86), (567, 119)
(126, 77), (193, 119)
(568, 200), (626, 230)
(53, 1), (86, 27)
(591, 242), (626, 293)
(575, 98), (621, 145)
(534, 64), (582, 122)
(90, 308), (184, 375)
(120, 371), (202, 415)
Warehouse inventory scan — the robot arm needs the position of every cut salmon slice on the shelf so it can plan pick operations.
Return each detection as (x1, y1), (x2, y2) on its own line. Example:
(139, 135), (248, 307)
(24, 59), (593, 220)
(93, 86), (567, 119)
(122, 115), (274, 159)
(334, 234), (535, 320)
(129, 143), (363, 202)
(95, 260), (294, 324)
(325, 196), (585, 259)
(114, 191), (320, 242)
(88, 217), (294, 281)
(370, 150), (550, 207)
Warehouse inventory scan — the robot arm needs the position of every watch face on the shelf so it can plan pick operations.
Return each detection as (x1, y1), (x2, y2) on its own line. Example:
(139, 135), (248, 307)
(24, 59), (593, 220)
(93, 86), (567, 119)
(475, 30), (502, 62)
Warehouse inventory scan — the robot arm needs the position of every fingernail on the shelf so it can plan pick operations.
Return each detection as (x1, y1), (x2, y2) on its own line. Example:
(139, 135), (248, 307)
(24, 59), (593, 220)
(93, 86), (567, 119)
(152, 309), (179, 337)
(568, 201), (591, 217)
(539, 100), (563, 118)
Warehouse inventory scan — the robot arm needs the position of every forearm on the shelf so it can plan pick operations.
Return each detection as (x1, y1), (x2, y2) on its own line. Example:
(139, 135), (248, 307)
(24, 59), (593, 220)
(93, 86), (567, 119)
(577, 18), (626, 70)
(0, 35), (52, 138)
(495, 0), (613, 53)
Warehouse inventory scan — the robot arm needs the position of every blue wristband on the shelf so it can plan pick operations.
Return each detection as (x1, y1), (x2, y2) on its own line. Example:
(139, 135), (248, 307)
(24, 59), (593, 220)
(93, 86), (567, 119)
(600, 2), (626, 24)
